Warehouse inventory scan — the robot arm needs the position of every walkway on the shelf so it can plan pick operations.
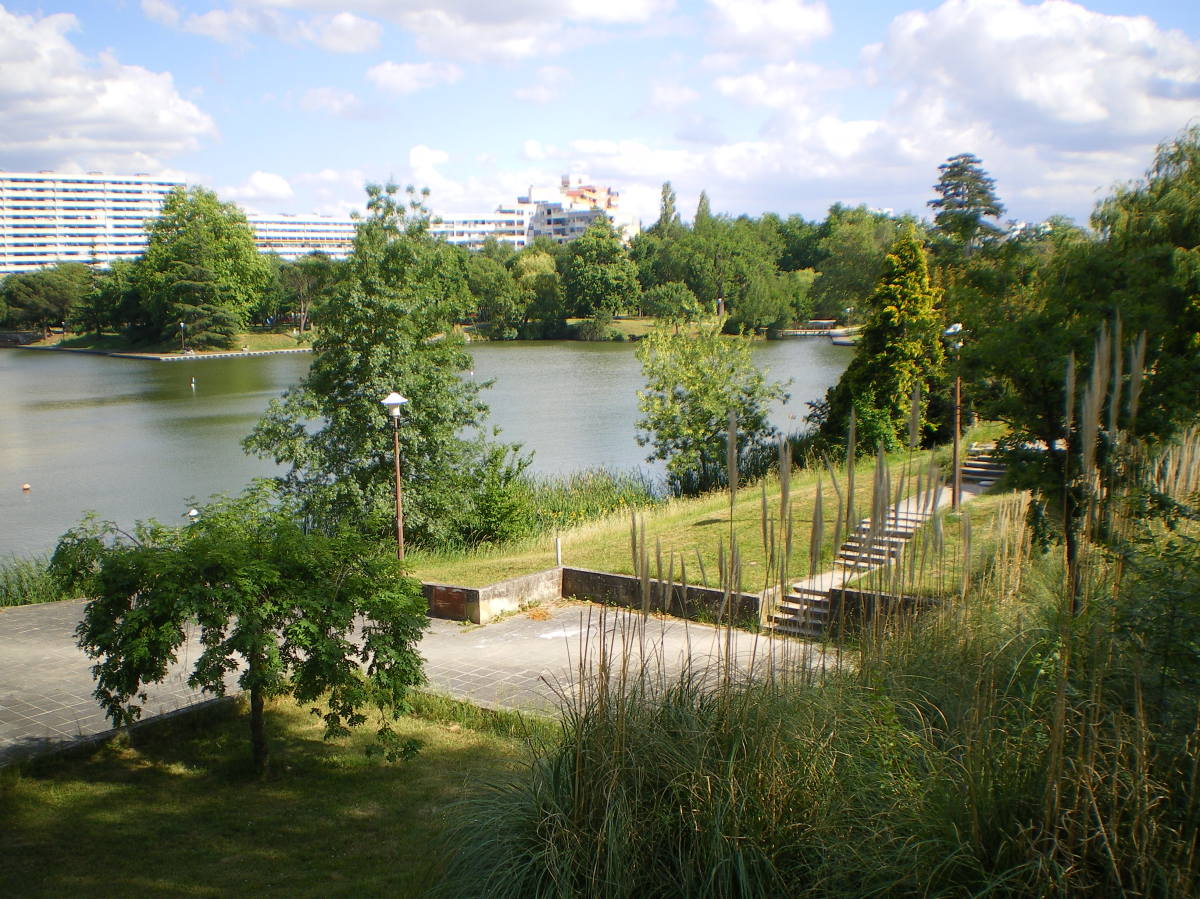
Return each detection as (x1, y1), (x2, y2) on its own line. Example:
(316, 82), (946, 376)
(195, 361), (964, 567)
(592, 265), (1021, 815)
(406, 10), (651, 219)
(0, 597), (824, 765)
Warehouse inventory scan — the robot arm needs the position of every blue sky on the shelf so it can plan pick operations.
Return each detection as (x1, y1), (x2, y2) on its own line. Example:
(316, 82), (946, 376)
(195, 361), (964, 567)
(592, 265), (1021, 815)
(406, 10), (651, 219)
(2, 0), (1197, 227)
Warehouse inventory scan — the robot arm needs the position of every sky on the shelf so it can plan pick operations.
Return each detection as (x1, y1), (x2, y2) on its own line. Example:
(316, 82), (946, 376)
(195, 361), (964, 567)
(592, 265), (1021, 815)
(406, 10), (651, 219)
(1, 0), (1198, 228)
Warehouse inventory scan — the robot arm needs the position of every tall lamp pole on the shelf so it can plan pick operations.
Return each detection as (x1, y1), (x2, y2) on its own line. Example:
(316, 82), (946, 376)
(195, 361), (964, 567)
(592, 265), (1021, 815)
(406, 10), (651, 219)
(944, 323), (964, 510)
(381, 392), (409, 560)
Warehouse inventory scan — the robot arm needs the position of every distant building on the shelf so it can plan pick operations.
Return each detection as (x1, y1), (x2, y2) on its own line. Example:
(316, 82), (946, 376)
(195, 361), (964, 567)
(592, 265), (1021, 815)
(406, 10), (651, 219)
(431, 175), (640, 250)
(0, 170), (638, 276)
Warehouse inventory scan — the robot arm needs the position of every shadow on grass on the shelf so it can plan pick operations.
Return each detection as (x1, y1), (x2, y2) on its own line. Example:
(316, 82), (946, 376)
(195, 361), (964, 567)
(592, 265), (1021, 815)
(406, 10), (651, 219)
(1, 695), (528, 898)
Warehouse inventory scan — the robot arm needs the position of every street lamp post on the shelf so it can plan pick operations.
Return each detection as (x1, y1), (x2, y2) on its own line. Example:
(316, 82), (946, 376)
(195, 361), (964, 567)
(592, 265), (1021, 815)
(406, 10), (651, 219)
(944, 323), (964, 510)
(179, 321), (186, 353)
(381, 392), (409, 560)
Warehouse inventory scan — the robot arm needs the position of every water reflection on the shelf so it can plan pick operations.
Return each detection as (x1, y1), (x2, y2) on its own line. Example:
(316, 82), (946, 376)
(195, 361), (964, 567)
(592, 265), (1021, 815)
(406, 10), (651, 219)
(0, 339), (849, 556)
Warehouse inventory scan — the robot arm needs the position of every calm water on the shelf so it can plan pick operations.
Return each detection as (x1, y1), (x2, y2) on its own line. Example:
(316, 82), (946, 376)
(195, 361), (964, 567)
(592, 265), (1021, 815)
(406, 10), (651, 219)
(0, 339), (849, 556)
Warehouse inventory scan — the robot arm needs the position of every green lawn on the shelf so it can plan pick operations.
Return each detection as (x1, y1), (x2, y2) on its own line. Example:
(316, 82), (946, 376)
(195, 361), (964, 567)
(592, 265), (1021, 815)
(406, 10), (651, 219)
(0, 695), (530, 898)
(411, 449), (945, 591)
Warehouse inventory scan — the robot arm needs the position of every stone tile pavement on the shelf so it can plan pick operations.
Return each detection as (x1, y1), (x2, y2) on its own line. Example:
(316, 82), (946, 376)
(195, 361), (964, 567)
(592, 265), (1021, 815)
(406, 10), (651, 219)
(2, 597), (825, 765)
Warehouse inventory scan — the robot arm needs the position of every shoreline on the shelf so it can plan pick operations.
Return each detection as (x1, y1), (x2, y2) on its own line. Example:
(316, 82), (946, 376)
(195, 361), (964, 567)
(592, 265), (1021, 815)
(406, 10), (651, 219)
(9, 345), (313, 362)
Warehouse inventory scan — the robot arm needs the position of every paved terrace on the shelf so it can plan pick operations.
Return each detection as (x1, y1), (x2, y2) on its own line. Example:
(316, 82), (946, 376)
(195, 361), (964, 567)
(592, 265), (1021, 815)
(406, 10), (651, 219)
(0, 598), (827, 765)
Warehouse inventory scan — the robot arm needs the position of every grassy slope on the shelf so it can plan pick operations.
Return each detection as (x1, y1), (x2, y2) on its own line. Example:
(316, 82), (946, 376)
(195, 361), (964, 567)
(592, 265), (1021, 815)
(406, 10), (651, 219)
(0, 696), (530, 898)
(411, 449), (948, 590)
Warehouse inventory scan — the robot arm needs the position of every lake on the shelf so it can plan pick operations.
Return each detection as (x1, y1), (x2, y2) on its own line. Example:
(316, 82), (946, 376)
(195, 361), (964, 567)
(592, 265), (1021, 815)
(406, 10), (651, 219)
(0, 339), (850, 557)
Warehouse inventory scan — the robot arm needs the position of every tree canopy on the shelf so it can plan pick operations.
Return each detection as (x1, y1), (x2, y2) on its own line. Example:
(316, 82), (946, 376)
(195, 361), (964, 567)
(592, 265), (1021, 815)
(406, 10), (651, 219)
(51, 483), (427, 776)
(928, 153), (1006, 247)
(637, 321), (787, 495)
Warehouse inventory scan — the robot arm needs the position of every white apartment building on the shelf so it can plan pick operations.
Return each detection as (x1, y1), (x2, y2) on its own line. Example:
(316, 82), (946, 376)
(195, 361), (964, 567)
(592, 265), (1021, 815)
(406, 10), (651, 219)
(0, 171), (180, 274)
(0, 170), (639, 276)
(0, 171), (356, 275)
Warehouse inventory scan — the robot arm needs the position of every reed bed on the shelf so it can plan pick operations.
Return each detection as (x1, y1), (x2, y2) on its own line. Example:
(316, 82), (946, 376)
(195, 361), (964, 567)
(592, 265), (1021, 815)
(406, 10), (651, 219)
(0, 555), (70, 607)
(434, 342), (1200, 897)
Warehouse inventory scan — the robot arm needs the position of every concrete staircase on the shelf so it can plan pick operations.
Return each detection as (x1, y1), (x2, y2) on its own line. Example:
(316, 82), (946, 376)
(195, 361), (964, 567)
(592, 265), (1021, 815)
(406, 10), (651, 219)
(769, 448), (1006, 639)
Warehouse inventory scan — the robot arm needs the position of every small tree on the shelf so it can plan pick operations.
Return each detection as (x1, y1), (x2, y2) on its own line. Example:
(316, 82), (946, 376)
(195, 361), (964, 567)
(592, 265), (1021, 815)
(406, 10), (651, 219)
(51, 483), (427, 777)
(637, 321), (787, 495)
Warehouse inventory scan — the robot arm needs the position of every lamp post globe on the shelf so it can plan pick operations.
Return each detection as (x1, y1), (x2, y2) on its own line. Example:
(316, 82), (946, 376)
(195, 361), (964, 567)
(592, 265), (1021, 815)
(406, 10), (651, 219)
(381, 392), (408, 559)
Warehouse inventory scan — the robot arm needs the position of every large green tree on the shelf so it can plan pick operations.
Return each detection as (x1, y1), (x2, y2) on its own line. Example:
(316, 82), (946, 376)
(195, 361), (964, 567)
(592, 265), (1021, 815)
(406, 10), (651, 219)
(135, 186), (272, 345)
(809, 205), (902, 321)
(51, 483), (427, 777)
(561, 218), (641, 318)
(814, 226), (945, 450)
(0, 262), (94, 334)
(637, 321), (787, 495)
(928, 153), (1006, 248)
(244, 183), (525, 548)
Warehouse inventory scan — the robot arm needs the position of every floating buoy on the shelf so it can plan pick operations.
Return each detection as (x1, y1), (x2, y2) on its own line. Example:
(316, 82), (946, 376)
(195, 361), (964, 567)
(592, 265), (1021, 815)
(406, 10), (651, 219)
(190, 377), (196, 390)
(21, 483), (31, 492)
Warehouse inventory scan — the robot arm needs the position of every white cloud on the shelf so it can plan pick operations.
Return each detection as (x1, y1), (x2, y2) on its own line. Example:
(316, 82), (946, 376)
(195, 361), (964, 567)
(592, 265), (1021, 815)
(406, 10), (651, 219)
(649, 82), (699, 109)
(141, 0), (180, 27)
(874, 0), (1200, 147)
(367, 60), (463, 94)
(300, 86), (363, 117)
(300, 12), (381, 53)
(707, 0), (832, 58)
(223, 170), (295, 204)
(515, 66), (572, 104)
(183, 8), (280, 45)
(714, 61), (843, 109)
(0, 7), (215, 173)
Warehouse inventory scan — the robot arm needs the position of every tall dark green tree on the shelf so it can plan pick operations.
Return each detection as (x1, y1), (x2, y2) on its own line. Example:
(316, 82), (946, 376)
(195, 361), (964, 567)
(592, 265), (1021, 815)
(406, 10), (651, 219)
(134, 186), (272, 345)
(0, 263), (93, 334)
(244, 184), (525, 548)
(650, 181), (682, 237)
(814, 226), (945, 450)
(928, 153), (1006, 247)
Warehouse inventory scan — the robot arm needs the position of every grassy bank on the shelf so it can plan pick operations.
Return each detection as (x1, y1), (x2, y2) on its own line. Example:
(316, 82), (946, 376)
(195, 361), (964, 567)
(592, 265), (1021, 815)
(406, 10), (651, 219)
(434, 433), (1200, 897)
(32, 329), (310, 355)
(0, 694), (533, 898)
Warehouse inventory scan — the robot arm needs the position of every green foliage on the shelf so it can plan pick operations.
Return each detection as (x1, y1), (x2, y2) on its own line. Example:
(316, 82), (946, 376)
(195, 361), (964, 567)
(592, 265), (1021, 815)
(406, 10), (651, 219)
(816, 225), (945, 450)
(637, 321), (787, 495)
(0, 555), (71, 606)
(244, 183), (526, 549)
(50, 482), (428, 775)
(561, 218), (641, 317)
(640, 280), (700, 325)
(275, 251), (339, 331)
(809, 204), (903, 320)
(0, 263), (94, 332)
(466, 252), (522, 338)
(928, 152), (1006, 247)
(512, 247), (567, 334)
(649, 181), (683, 237)
(134, 186), (272, 342)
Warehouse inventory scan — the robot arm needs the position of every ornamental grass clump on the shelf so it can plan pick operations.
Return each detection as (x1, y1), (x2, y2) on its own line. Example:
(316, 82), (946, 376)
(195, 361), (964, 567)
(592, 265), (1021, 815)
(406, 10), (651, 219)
(435, 359), (1200, 897)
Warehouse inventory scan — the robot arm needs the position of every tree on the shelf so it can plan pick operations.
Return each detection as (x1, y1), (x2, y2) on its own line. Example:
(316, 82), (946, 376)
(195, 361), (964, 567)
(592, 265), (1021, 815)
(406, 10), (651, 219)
(809, 204), (902, 321)
(637, 321), (788, 495)
(642, 281), (701, 328)
(694, 190), (714, 232)
(650, 181), (682, 237)
(135, 186), (272, 344)
(561, 218), (640, 319)
(466, 253), (522, 339)
(512, 247), (567, 335)
(244, 183), (526, 548)
(0, 263), (94, 334)
(277, 251), (338, 332)
(928, 153), (1005, 247)
(50, 483), (427, 777)
(814, 225), (946, 450)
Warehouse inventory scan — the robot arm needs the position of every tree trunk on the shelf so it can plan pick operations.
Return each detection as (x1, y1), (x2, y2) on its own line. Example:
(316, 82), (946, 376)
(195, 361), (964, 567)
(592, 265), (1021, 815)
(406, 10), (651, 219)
(249, 649), (269, 778)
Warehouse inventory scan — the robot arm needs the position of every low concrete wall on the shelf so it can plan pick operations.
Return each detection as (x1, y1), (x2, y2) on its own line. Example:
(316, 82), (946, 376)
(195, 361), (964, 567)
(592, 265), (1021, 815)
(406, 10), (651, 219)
(825, 588), (938, 635)
(562, 567), (759, 623)
(424, 568), (563, 625)
(424, 566), (760, 625)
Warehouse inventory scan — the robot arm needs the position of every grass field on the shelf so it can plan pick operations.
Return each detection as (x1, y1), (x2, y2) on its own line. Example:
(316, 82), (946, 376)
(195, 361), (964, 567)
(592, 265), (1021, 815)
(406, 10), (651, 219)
(35, 329), (311, 355)
(0, 694), (533, 898)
